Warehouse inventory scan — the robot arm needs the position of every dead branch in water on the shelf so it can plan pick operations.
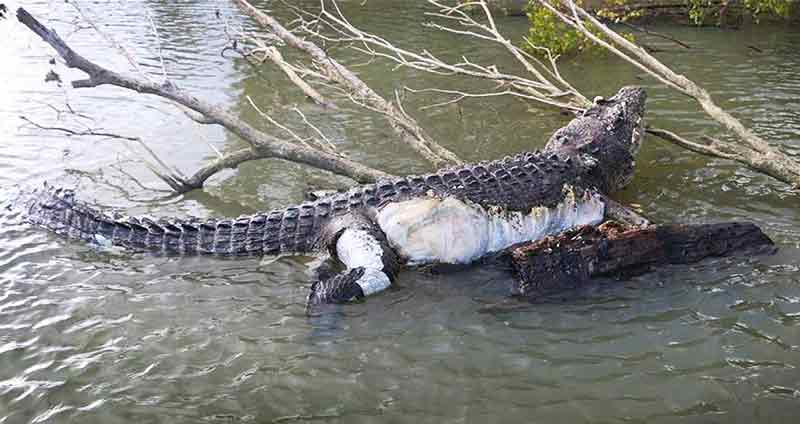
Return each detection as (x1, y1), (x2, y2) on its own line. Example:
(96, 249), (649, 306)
(13, 0), (657, 224)
(220, 15), (336, 110)
(17, 0), (475, 193)
(537, 0), (800, 188)
(300, 0), (798, 189)
(296, 0), (590, 112)
(232, 0), (464, 168)
(16, 6), (391, 193)
(20, 0), (796, 206)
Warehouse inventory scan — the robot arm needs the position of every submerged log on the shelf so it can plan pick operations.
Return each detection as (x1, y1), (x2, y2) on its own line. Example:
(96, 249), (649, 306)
(510, 221), (774, 298)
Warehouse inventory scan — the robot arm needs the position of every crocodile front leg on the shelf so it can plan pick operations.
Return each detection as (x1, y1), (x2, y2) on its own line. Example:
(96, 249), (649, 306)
(307, 212), (401, 307)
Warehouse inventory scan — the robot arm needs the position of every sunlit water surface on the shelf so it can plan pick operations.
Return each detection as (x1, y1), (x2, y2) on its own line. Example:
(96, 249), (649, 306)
(1, 1), (799, 422)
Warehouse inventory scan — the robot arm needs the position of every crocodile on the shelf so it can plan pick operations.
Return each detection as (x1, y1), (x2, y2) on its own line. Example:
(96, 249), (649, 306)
(12, 86), (646, 307)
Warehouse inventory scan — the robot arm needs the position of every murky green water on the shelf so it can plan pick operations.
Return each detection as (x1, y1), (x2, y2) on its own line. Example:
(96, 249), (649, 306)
(1, 1), (800, 422)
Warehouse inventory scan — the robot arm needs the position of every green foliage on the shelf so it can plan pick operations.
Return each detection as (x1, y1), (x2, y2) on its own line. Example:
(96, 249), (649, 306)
(524, 0), (635, 57)
(526, 0), (592, 56)
(741, 0), (793, 20)
(685, 0), (794, 25)
(596, 0), (645, 22)
(686, 0), (710, 24)
(524, 0), (795, 58)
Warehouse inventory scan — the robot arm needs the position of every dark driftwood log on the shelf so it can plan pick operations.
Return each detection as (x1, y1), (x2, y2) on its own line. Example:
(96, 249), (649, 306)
(510, 221), (774, 298)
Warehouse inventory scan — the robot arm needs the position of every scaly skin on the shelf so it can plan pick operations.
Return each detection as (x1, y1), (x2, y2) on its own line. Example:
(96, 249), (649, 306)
(13, 87), (646, 257)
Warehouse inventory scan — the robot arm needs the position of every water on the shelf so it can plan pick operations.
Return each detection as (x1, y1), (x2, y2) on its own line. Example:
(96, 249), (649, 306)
(1, 1), (800, 422)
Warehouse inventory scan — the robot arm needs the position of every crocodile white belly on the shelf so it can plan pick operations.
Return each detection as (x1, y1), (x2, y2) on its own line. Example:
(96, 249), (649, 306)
(376, 187), (605, 265)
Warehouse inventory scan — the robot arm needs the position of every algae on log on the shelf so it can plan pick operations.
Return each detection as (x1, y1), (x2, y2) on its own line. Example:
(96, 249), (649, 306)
(510, 221), (774, 298)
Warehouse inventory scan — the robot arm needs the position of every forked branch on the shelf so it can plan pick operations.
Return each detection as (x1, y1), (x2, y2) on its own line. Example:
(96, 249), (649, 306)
(298, 0), (590, 112)
(232, 0), (464, 168)
(16, 6), (390, 193)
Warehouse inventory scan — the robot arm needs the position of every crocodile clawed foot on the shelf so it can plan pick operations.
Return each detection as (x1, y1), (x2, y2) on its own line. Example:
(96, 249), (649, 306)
(306, 267), (367, 310)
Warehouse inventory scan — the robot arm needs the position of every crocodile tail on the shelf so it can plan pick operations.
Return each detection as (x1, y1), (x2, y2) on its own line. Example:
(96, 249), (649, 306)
(11, 184), (321, 256)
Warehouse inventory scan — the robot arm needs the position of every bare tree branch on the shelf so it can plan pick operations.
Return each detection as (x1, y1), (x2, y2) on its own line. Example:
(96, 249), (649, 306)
(645, 127), (744, 161)
(538, 0), (800, 188)
(226, 14), (337, 110)
(68, 0), (151, 81)
(232, 0), (464, 168)
(175, 147), (267, 191)
(302, 0), (589, 112)
(144, 7), (168, 82)
(293, 106), (338, 154)
(19, 113), (198, 192)
(16, 7), (391, 191)
(19, 115), (140, 141)
(428, 0), (588, 105)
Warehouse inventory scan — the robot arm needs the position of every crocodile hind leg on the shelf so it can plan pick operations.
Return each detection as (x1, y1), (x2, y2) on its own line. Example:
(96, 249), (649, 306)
(307, 212), (402, 308)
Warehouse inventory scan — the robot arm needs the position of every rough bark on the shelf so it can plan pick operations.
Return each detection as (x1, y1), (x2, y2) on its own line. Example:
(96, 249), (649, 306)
(510, 221), (774, 298)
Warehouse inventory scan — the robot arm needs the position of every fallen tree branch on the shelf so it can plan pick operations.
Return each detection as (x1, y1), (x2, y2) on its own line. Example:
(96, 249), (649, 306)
(16, 7), (391, 191)
(232, 0), (464, 168)
(172, 147), (265, 191)
(645, 127), (743, 161)
(646, 127), (800, 187)
(538, 0), (800, 188)
(302, 0), (799, 192)
(300, 0), (589, 112)
(428, 0), (588, 105)
(68, 0), (151, 82)
(227, 18), (336, 109)
(259, 45), (336, 109)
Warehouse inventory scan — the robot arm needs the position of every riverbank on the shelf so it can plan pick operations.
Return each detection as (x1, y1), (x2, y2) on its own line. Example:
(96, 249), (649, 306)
(486, 0), (799, 26)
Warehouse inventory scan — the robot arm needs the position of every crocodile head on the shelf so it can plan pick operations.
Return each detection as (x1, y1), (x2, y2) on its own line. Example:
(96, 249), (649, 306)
(545, 86), (647, 192)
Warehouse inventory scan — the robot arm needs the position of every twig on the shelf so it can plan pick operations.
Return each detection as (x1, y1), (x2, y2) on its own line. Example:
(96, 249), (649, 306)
(299, 0), (592, 114)
(145, 7), (168, 81)
(19, 115), (140, 141)
(19, 114), (195, 191)
(68, 0), (151, 81)
(109, 161), (174, 193)
(225, 12), (338, 110)
(293, 107), (338, 154)
(176, 147), (275, 191)
(245, 95), (315, 150)
(405, 86), (584, 112)
(615, 21), (691, 49)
